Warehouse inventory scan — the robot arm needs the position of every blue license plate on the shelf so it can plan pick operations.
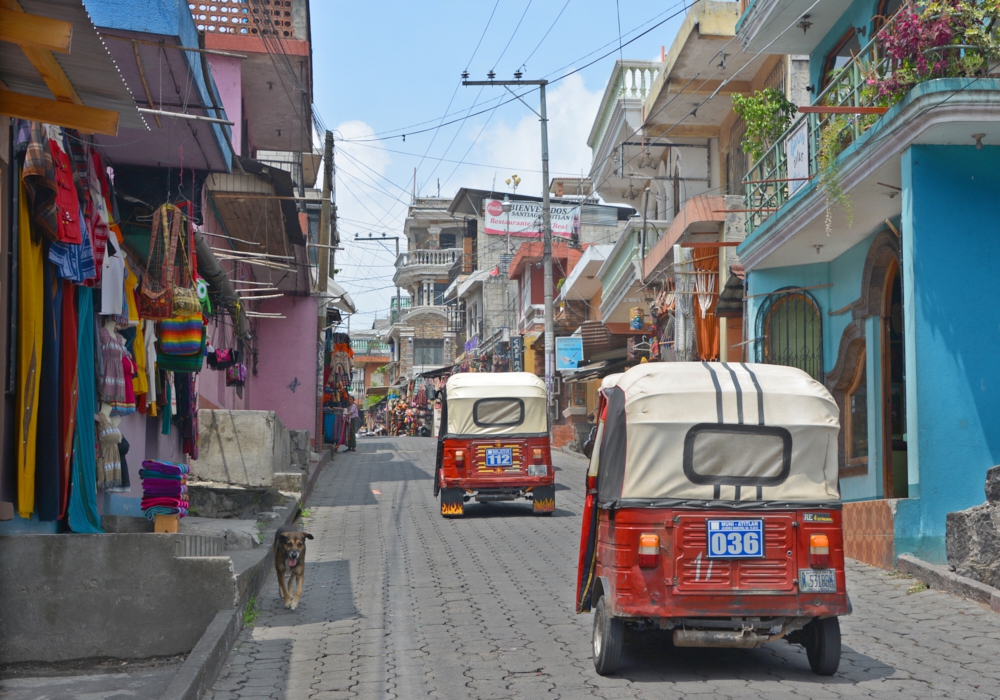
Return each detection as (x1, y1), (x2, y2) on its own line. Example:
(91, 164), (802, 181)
(485, 448), (513, 467)
(707, 519), (765, 559)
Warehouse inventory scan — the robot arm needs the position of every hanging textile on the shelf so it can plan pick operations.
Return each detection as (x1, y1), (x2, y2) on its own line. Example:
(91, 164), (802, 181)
(692, 250), (720, 362)
(96, 412), (122, 490)
(67, 287), (103, 533)
(48, 135), (82, 244)
(15, 180), (44, 519)
(34, 260), (61, 521)
(20, 121), (58, 242)
(58, 280), (78, 519)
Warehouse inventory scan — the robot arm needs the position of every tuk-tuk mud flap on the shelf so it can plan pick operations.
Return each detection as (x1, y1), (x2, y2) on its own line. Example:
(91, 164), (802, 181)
(441, 488), (464, 517)
(532, 485), (555, 513)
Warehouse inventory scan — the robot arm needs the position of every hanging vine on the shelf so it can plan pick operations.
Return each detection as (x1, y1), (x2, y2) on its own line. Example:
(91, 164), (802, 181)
(732, 87), (799, 164)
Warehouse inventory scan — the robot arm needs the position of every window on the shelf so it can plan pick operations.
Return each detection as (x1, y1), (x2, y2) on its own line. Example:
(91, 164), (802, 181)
(434, 283), (448, 306)
(822, 28), (862, 88)
(756, 290), (823, 382)
(439, 232), (457, 249)
(873, 0), (903, 33)
(683, 424), (792, 487)
(473, 398), (525, 428)
(413, 339), (443, 366)
(846, 349), (869, 466)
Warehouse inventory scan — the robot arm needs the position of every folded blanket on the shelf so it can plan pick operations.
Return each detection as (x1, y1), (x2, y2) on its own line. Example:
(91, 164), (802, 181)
(140, 459), (189, 475)
(143, 505), (189, 520)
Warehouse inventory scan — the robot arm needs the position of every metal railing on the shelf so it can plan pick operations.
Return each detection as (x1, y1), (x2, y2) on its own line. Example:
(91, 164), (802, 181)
(352, 339), (391, 356)
(590, 61), (661, 159)
(741, 6), (952, 234)
(389, 297), (412, 324)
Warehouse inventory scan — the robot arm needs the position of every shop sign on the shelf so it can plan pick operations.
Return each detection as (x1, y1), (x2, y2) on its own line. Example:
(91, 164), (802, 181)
(464, 336), (479, 354)
(555, 336), (584, 371)
(483, 199), (580, 239)
(786, 120), (809, 196)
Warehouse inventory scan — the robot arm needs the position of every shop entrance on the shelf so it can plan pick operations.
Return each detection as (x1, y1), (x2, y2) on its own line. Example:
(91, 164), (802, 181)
(881, 260), (908, 498)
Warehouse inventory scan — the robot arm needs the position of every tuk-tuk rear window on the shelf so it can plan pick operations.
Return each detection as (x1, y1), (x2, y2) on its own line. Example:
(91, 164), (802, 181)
(682, 424), (792, 486)
(473, 398), (525, 428)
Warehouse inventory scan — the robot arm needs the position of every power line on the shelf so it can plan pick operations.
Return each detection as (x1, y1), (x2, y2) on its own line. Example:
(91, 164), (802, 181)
(520, 0), (571, 72)
(492, 0), (534, 72)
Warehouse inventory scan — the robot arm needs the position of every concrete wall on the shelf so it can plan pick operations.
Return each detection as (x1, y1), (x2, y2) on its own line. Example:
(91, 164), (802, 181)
(0, 534), (235, 663)
(194, 410), (290, 487)
(900, 145), (1000, 536)
(250, 296), (319, 435)
(207, 54), (242, 156)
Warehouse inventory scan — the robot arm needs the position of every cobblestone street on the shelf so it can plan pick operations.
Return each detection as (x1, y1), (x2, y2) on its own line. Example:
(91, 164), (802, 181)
(209, 437), (1000, 700)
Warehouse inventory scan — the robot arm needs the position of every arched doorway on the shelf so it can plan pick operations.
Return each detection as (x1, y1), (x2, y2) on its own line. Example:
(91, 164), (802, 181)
(826, 229), (906, 496)
(881, 259), (908, 498)
(755, 289), (823, 382)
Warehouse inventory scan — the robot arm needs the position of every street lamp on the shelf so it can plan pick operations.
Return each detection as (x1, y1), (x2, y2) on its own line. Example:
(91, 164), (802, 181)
(502, 194), (512, 255)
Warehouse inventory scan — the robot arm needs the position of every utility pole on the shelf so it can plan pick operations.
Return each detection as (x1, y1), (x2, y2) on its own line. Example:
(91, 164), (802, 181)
(463, 75), (555, 414)
(316, 130), (334, 449)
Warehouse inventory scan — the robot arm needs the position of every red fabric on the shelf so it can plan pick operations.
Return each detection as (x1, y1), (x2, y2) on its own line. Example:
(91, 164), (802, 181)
(49, 141), (82, 244)
(58, 281), (78, 519)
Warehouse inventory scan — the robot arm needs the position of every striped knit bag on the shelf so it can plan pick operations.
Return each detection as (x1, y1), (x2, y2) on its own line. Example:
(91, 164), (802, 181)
(159, 313), (204, 355)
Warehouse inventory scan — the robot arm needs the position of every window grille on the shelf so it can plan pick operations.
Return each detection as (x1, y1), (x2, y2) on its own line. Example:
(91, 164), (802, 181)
(754, 290), (823, 382)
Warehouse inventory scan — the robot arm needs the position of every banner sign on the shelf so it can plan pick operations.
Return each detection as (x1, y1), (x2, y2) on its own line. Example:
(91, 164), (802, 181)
(786, 120), (809, 196)
(483, 199), (580, 239)
(555, 336), (584, 371)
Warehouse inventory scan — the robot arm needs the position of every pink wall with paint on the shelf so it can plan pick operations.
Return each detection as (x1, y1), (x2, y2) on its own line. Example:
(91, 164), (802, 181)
(249, 295), (319, 436)
(207, 54), (242, 156)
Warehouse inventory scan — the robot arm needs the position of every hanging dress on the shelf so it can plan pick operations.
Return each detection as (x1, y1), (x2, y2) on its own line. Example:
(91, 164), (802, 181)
(58, 280), (78, 519)
(34, 258), (61, 521)
(15, 180), (44, 519)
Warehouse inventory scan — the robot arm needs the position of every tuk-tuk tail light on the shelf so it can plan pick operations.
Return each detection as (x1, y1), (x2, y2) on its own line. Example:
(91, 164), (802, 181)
(454, 450), (466, 468)
(532, 448), (544, 464)
(809, 533), (830, 569)
(638, 533), (660, 569)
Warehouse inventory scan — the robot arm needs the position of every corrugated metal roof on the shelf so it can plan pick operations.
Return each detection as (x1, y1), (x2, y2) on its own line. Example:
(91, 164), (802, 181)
(0, 0), (145, 131)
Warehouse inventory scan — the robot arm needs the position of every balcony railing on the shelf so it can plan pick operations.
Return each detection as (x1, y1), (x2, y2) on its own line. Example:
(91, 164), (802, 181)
(389, 297), (412, 324)
(591, 61), (661, 159)
(352, 339), (391, 357)
(395, 248), (462, 268)
(740, 5), (992, 235)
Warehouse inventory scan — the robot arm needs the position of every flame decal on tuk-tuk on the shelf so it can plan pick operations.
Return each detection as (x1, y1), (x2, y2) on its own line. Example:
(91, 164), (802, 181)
(441, 501), (463, 516)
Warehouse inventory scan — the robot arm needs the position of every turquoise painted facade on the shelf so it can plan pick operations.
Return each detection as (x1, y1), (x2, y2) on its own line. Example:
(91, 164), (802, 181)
(737, 1), (1000, 562)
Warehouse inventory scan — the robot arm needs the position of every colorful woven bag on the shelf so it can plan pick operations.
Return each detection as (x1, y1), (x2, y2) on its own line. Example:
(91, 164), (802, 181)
(160, 314), (205, 356)
(139, 205), (181, 320)
(156, 325), (206, 373)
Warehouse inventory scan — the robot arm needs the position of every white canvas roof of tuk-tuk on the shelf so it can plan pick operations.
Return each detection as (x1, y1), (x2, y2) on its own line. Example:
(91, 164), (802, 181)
(597, 362), (841, 505)
(445, 372), (548, 436)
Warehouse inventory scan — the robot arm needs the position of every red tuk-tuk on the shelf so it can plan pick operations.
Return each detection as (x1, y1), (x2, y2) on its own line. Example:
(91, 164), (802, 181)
(577, 363), (849, 676)
(435, 372), (554, 517)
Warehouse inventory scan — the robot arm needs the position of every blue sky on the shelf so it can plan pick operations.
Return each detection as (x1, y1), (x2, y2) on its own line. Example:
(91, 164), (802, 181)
(310, 0), (694, 327)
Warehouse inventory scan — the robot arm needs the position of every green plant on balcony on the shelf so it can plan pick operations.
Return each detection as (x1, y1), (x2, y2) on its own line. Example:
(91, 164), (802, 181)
(817, 114), (856, 235)
(870, 0), (1000, 103)
(732, 88), (799, 164)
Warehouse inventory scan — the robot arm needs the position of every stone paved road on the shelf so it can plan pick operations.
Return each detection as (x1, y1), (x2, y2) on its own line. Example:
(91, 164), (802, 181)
(209, 436), (1000, 700)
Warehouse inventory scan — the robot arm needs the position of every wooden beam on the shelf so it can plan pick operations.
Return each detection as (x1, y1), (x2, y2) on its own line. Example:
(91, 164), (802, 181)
(0, 89), (118, 135)
(797, 106), (889, 114)
(0, 8), (72, 52)
(644, 123), (720, 139)
(2, 0), (80, 103)
(665, 79), (753, 96)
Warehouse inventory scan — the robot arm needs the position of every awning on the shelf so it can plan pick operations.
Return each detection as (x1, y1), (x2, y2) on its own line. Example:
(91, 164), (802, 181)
(367, 386), (389, 397)
(0, 0), (145, 135)
(716, 266), (746, 318)
(325, 278), (357, 315)
(419, 365), (455, 380)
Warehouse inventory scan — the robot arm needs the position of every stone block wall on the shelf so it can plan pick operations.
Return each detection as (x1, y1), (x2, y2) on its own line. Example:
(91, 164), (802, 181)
(194, 410), (291, 486)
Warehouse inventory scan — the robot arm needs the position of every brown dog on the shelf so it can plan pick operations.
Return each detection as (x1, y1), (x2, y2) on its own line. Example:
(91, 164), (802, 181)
(274, 526), (313, 610)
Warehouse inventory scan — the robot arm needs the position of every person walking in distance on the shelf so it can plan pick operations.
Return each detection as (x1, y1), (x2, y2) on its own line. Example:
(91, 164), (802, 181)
(347, 396), (360, 452)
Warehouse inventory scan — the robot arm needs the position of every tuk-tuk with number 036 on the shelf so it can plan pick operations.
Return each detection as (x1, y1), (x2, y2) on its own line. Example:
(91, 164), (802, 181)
(435, 372), (555, 517)
(577, 363), (850, 676)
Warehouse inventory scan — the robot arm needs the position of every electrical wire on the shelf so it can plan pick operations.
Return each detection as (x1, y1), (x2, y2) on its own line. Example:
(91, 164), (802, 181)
(520, 0), (571, 73)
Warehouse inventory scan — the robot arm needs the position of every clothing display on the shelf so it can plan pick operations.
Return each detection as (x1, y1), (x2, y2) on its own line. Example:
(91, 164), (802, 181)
(139, 460), (189, 520)
(8, 119), (211, 526)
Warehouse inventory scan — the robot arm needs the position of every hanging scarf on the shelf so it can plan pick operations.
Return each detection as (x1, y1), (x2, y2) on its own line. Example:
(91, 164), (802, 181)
(67, 287), (103, 533)
(58, 281), (78, 519)
(34, 259), (61, 521)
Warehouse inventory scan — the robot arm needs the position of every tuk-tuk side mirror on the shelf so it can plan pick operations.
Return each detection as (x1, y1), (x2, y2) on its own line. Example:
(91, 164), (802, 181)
(583, 439), (595, 459)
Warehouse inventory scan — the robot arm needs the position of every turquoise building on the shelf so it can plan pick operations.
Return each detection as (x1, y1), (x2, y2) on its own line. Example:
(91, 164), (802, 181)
(735, 0), (1000, 564)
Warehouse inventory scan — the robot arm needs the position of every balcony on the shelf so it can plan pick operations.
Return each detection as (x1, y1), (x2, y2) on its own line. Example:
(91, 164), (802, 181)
(588, 60), (661, 163)
(393, 248), (463, 289)
(744, 6), (998, 234)
(389, 297), (412, 325)
(740, 7), (1000, 270)
(352, 339), (390, 358)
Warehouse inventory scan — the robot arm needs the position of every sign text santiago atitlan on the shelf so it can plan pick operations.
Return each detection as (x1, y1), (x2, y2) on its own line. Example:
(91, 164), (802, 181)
(483, 199), (580, 239)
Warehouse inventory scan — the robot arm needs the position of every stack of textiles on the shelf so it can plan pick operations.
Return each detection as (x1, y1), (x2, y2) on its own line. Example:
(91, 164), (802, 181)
(139, 459), (189, 519)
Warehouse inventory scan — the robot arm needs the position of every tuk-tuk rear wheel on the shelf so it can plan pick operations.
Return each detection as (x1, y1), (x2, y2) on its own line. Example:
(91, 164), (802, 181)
(592, 597), (624, 676)
(804, 616), (841, 676)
